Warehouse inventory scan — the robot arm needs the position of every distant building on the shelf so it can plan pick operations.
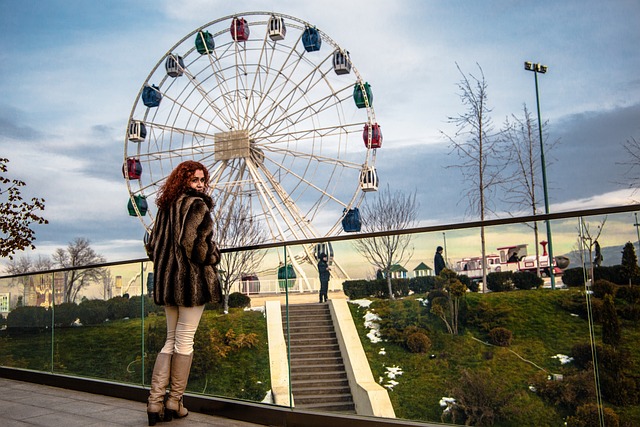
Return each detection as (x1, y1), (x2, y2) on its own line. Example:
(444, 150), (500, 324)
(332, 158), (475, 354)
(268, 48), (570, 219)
(0, 293), (9, 314)
(388, 264), (408, 279)
(413, 262), (433, 277)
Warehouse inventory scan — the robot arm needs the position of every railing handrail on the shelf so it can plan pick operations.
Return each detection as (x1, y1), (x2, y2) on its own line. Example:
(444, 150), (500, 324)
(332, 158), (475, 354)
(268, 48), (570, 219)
(2, 203), (638, 280)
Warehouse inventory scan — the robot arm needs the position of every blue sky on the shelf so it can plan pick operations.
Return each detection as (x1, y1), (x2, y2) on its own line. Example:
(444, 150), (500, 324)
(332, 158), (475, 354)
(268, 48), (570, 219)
(1, 0), (639, 264)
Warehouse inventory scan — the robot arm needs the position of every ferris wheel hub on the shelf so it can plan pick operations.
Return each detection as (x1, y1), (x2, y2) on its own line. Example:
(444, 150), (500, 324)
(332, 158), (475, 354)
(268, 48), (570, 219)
(214, 130), (250, 161)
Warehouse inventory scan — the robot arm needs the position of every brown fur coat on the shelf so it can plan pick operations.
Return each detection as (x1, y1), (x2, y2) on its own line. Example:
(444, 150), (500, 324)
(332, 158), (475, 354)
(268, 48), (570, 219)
(146, 190), (221, 307)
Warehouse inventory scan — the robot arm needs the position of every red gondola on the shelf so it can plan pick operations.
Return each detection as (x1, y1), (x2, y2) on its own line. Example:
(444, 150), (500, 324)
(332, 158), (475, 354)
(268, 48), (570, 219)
(362, 123), (382, 149)
(122, 158), (142, 180)
(230, 17), (250, 42)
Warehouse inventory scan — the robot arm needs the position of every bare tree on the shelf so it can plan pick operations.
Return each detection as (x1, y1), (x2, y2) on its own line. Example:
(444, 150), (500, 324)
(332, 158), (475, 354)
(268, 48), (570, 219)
(352, 185), (418, 300)
(52, 237), (107, 303)
(578, 217), (607, 285)
(213, 203), (267, 313)
(442, 64), (507, 290)
(619, 136), (640, 195)
(1, 158), (48, 259)
(501, 105), (558, 277)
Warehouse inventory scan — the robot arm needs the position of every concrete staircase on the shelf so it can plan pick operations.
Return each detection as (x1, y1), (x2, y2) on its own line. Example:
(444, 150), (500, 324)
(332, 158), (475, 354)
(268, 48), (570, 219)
(282, 303), (356, 413)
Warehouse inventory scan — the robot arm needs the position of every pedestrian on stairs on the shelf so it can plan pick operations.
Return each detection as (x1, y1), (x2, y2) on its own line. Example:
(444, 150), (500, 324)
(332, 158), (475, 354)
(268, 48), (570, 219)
(318, 253), (331, 302)
(144, 160), (222, 426)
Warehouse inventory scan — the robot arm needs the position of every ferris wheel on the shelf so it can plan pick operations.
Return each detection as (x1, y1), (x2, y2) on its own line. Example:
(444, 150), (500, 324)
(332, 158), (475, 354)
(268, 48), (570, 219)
(124, 12), (382, 248)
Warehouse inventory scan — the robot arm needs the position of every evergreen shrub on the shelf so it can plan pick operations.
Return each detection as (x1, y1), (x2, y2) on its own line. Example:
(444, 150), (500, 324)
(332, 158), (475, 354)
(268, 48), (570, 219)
(54, 302), (79, 327)
(406, 331), (431, 353)
(77, 299), (108, 325)
(228, 292), (251, 308)
(488, 327), (512, 347)
(343, 278), (410, 299)
(562, 267), (585, 287)
(566, 403), (619, 427)
(409, 275), (436, 294)
(512, 271), (543, 290)
(486, 271), (514, 292)
(6, 306), (50, 329)
(592, 279), (617, 299)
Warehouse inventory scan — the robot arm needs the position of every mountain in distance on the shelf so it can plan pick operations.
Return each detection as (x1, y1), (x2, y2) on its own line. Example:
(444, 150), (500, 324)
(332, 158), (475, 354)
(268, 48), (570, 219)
(562, 243), (638, 268)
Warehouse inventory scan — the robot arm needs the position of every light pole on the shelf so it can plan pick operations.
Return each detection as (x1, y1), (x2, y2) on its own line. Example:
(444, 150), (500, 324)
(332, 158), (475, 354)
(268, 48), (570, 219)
(634, 213), (640, 266)
(524, 61), (556, 289)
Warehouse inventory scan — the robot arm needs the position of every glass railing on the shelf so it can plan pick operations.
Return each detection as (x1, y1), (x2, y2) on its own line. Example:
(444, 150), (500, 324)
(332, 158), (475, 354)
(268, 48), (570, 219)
(1, 204), (639, 426)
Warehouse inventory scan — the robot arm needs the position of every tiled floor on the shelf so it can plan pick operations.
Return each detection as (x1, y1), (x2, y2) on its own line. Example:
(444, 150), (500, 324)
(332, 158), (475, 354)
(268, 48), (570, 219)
(0, 377), (263, 427)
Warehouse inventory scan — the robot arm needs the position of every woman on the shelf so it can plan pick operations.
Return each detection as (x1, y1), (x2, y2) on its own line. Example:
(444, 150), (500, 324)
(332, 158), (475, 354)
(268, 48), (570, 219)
(145, 160), (221, 426)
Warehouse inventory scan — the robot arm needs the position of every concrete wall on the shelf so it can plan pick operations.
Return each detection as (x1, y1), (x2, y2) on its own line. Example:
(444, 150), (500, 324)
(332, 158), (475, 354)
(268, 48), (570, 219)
(265, 300), (292, 406)
(329, 299), (396, 418)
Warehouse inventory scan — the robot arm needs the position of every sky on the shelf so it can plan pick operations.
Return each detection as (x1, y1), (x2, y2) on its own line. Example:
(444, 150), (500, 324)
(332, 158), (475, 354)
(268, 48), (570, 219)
(1, 0), (640, 266)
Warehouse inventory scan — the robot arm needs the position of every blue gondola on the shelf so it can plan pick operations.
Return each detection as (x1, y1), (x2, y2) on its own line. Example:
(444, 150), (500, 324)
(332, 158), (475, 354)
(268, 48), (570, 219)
(342, 208), (362, 232)
(333, 49), (351, 75)
(142, 85), (162, 108)
(128, 120), (146, 142)
(127, 195), (148, 216)
(302, 26), (321, 52)
(268, 15), (286, 41)
(353, 82), (373, 108)
(195, 30), (215, 54)
(165, 54), (184, 77)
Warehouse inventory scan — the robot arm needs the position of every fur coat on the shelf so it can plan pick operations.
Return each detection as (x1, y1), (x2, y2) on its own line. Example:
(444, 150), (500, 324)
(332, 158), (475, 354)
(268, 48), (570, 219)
(146, 189), (221, 307)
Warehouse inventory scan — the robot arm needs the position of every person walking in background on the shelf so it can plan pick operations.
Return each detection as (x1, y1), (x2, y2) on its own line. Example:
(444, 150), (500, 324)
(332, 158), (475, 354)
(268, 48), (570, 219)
(434, 246), (446, 276)
(318, 253), (331, 302)
(145, 160), (221, 426)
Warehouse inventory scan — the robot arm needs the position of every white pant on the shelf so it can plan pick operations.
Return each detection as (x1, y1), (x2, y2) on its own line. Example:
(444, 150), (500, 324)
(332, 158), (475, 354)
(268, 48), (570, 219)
(160, 305), (205, 355)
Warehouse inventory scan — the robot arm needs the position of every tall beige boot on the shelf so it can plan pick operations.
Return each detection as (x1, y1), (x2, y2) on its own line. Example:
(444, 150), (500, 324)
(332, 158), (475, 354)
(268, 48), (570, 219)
(165, 352), (193, 420)
(147, 352), (172, 426)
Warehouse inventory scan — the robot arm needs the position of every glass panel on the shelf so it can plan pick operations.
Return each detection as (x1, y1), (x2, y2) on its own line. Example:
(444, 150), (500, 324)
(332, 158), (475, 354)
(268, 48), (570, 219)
(1, 208), (639, 425)
(0, 272), (53, 371)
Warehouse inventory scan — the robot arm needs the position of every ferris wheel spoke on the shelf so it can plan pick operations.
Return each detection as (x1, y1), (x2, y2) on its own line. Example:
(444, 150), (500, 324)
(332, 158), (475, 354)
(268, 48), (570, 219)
(255, 80), (352, 139)
(247, 159), (319, 240)
(262, 145), (363, 169)
(261, 155), (348, 208)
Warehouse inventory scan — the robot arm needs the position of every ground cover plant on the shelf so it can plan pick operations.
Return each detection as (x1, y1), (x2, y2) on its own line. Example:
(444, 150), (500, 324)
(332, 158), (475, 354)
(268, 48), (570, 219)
(348, 285), (640, 427)
(0, 299), (270, 402)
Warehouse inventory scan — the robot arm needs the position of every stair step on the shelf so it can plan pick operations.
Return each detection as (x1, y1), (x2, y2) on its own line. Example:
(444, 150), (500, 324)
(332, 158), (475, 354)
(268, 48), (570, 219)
(292, 385), (352, 396)
(291, 363), (345, 374)
(294, 393), (354, 405)
(291, 377), (349, 387)
(296, 402), (356, 412)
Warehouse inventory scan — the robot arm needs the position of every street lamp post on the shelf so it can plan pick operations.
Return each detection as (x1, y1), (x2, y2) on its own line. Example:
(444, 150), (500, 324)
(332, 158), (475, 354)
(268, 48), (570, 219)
(524, 61), (556, 289)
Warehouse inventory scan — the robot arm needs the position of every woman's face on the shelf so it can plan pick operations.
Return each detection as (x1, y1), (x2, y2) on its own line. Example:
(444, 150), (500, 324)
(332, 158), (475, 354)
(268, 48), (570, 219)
(188, 169), (206, 192)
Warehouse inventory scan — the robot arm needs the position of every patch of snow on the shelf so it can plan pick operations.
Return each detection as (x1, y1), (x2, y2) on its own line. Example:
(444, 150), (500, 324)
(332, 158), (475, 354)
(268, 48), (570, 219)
(552, 354), (574, 364)
(416, 297), (429, 306)
(570, 313), (579, 317)
(349, 299), (372, 308)
(528, 385), (537, 392)
(384, 380), (399, 390)
(378, 348), (386, 355)
(261, 390), (273, 404)
(440, 397), (456, 414)
(363, 311), (381, 328)
(246, 306), (265, 314)
(367, 328), (382, 343)
(386, 366), (403, 379)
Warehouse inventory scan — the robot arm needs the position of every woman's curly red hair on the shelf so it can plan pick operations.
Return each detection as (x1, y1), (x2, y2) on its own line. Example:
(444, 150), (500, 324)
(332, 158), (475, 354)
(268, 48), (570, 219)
(155, 160), (210, 210)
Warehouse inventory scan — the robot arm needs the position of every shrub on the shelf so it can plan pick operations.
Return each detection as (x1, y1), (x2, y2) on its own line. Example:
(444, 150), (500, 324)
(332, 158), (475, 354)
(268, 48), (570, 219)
(54, 302), (79, 327)
(466, 300), (513, 332)
(530, 370), (596, 413)
(446, 369), (513, 426)
(77, 299), (108, 325)
(228, 292), (251, 308)
(562, 267), (585, 287)
(106, 296), (130, 320)
(409, 275), (436, 294)
(592, 279), (617, 299)
(405, 331), (431, 353)
(488, 327), (512, 347)
(7, 306), (50, 329)
(566, 403), (619, 427)
(594, 265), (625, 285)
(616, 285), (640, 304)
(512, 271), (543, 290)
(486, 271), (514, 292)
(343, 278), (410, 299)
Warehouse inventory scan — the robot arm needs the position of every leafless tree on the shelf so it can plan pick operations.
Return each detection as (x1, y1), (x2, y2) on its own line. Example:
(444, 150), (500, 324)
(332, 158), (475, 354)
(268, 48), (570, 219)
(352, 185), (418, 300)
(619, 136), (640, 195)
(442, 63), (507, 290)
(578, 217), (607, 285)
(213, 203), (267, 313)
(1, 158), (48, 259)
(52, 237), (107, 303)
(500, 105), (558, 277)
(4, 255), (54, 306)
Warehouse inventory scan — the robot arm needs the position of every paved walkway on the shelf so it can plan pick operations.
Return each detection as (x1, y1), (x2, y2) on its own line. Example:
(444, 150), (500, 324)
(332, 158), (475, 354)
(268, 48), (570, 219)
(0, 378), (263, 427)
